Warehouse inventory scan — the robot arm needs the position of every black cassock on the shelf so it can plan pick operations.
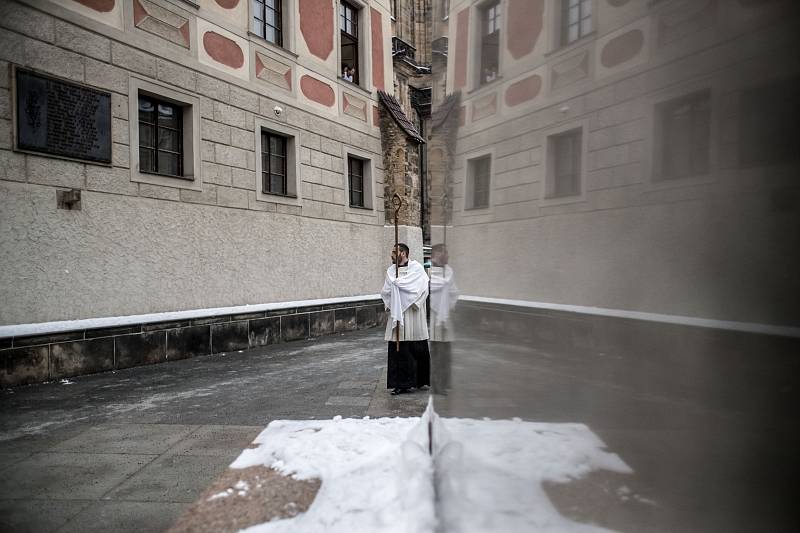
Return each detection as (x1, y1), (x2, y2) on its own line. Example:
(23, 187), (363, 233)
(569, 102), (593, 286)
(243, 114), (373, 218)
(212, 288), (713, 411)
(387, 340), (431, 389)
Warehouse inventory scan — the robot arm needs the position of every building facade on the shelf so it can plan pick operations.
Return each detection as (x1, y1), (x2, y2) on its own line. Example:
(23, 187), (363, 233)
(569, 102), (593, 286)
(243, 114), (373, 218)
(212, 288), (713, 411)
(0, 0), (405, 327)
(435, 0), (800, 327)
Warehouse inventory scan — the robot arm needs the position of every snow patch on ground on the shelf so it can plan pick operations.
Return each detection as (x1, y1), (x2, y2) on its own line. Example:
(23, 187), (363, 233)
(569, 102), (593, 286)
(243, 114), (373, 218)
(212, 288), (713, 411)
(432, 412), (633, 532)
(232, 409), (435, 533)
(229, 404), (633, 533)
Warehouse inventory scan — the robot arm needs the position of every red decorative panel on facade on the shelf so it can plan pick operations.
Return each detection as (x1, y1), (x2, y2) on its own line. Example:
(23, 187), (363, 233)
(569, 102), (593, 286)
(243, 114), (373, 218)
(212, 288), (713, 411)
(214, 0), (239, 9)
(601, 29), (644, 68)
(300, 0), (334, 61)
(301, 75), (335, 107)
(505, 74), (542, 107)
(203, 31), (245, 69)
(507, 0), (543, 59)
(74, 0), (115, 12)
(370, 8), (385, 91)
(454, 9), (470, 90)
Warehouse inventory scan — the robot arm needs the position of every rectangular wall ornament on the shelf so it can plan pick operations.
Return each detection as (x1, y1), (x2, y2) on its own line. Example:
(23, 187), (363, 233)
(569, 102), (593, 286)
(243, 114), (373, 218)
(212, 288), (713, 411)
(14, 67), (112, 164)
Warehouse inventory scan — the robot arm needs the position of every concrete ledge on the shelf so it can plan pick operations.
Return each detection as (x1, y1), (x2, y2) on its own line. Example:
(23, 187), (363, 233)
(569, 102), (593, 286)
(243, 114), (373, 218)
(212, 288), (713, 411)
(0, 299), (387, 387)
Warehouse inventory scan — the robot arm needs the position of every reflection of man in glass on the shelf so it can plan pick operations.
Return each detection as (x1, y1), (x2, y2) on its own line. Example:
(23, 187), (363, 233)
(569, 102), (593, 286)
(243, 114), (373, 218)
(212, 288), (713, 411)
(429, 244), (458, 395)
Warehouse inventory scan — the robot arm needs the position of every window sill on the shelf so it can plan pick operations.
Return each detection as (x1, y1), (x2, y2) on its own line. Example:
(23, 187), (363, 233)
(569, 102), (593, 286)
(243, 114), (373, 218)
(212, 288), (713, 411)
(248, 32), (299, 60)
(467, 76), (503, 97)
(140, 170), (193, 181)
(464, 205), (491, 212)
(338, 77), (372, 98)
(262, 191), (297, 199)
(545, 32), (595, 60)
(348, 204), (373, 211)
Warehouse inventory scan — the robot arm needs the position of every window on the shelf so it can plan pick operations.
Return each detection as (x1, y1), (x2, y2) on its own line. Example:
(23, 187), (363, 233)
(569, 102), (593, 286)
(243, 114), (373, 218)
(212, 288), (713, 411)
(340, 0), (359, 85)
(138, 95), (184, 178)
(261, 131), (288, 195)
(655, 91), (710, 180)
(467, 155), (491, 209)
(253, 0), (283, 46)
(255, 119), (301, 205)
(561, 0), (591, 46)
(739, 77), (799, 168)
(129, 78), (201, 190)
(348, 156), (365, 207)
(480, 1), (500, 85)
(548, 129), (582, 197)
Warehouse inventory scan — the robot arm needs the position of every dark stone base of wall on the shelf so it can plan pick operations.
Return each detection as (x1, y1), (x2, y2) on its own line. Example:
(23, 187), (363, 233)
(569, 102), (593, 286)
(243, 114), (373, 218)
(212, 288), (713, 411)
(453, 301), (799, 415)
(1, 300), (388, 387)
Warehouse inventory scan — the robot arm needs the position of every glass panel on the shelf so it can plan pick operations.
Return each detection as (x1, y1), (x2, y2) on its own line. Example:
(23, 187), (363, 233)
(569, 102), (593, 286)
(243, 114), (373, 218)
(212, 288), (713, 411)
(139, 148), (155, 173)
(158, 128), (181, 152)
(139, 124), (155, 148)
(157, 151), (180, 176)
(138, 97), (155, 123)
(568, 24), (578, 43)
(262, 152), (268, 173)
(580, 17), (592, 37)
(270, 155), (285, 175)
(266, 0), (276, 8)
(252, 0), (264, 18)
(270, 135), (285, 155)
(266, 8), (276, 26)
(569, 6), (579, 24)
(270, 174), (285, 195)
(266, 26), (276, 43)
(583, 0), (592, 16)
(253, 19), (264, 37)
(351, 190), (363, 207)
(158, 103), (180, 129)
(262, 171), (269, 192)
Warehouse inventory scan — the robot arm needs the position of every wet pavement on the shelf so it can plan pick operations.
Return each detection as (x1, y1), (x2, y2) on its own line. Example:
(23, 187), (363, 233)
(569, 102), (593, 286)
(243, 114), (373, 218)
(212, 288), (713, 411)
(432, 327), (800, 533)
(0, 329), (427, 533)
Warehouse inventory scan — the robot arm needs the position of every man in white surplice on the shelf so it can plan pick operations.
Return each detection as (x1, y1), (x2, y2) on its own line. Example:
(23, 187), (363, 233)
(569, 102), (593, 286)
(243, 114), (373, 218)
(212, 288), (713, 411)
(429, 243), (458, 394)
(380, 243), (431, 395)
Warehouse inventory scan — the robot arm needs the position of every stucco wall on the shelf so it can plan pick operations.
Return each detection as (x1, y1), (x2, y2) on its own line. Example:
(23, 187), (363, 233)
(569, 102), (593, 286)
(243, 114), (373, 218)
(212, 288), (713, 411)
(0, 182), (385, 324)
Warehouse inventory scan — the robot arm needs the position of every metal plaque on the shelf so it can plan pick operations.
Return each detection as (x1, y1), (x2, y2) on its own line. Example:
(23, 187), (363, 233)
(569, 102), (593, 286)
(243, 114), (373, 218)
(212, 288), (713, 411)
(15, 68), (112, 164)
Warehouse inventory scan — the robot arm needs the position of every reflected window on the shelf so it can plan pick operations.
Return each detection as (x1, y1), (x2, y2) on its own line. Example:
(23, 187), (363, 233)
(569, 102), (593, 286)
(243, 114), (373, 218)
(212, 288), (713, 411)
(467, 155), (491, 209)
(262, 131), (288, 195)
(253, 0), (283, 47)
(739, 77), (800, 167)
(480, 1), (501, 85)
(138, 95), (183, 178)
(348, 156), (365, 207)
(548, 129), (582, 197)
(656, 90), (711, 180)
(340, 0), (360, 85)
(561, 0), (591, 46)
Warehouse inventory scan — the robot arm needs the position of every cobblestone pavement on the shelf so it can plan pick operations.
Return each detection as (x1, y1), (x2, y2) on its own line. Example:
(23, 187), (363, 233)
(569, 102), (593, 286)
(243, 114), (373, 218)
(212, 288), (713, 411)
(0, 329), (427, 533)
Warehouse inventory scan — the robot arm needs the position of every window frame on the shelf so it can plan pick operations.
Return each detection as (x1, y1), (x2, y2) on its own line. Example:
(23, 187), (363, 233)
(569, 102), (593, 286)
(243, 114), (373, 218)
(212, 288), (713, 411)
(464, 152), (494, 211)
(342, 145), (376, 215)
(261, 130), (289, 196)
(560, 0), (593, 47)
(339, 0), (361, 86)
(348, 155), (365, 207)
(128, 76), (202, 191)
(654, 89), (712, 181)
(479, 0), (501, 87)
(252, 0), (284, 47)
(254, 117), (303, 207)
(542, 121), (587, 204)
(137, 94), (185, 179)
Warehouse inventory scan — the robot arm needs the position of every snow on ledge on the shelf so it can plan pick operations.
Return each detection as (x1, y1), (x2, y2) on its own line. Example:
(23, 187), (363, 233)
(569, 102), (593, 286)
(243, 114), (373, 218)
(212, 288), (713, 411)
(0, 294), (381, 339)
(460, 295), (800, 338)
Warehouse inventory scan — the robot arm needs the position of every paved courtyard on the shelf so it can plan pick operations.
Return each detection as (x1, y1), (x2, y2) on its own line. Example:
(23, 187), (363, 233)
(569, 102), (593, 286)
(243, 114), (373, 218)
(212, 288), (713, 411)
(0, 329), (427, 533)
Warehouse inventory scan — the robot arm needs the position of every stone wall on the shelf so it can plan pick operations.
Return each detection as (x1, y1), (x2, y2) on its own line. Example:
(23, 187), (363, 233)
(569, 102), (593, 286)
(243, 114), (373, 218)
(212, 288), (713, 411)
(0, 0), (391, 325)
(1, 299), (388, 387)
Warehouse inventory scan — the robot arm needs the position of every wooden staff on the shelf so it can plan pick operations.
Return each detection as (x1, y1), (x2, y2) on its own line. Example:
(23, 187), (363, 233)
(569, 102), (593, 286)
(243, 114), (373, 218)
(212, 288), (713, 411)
(392, 193), (402, 351)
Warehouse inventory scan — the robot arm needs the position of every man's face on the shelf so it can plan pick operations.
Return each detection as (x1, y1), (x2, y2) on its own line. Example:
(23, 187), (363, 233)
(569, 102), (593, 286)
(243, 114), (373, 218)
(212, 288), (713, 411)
(391, 248), (408, 265)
